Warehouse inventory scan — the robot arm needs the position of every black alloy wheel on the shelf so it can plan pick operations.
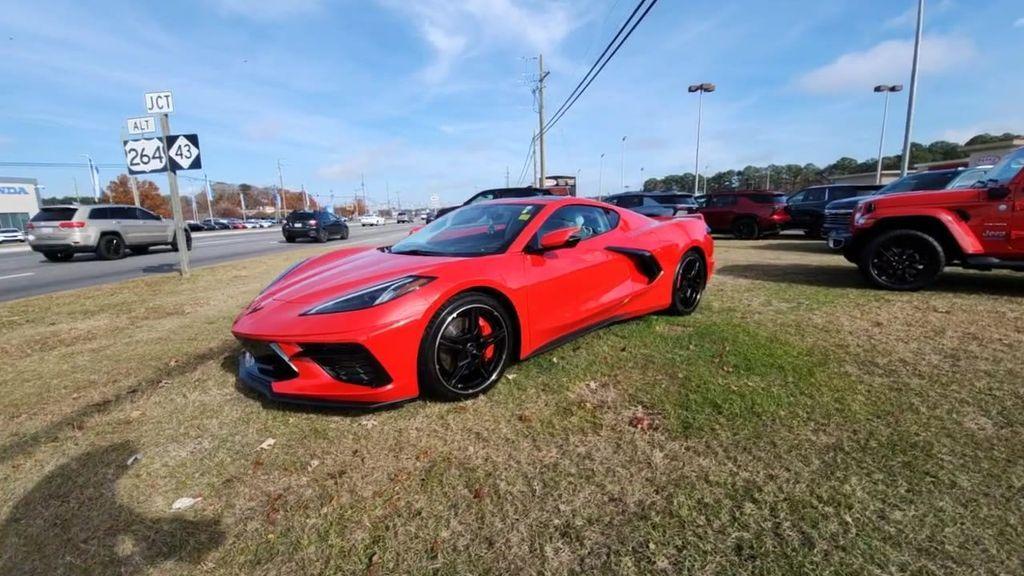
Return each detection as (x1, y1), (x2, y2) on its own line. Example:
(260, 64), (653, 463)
(171, 229), (192, 252)
(341, 227), (350, 240)
(96, 235), (126, 260)
(861, 229), (945, 291)
(668, 249), (707, 315)
(731, 218), (760, 240)
(316, 228), (329, 243)
(420, 294), (513, 400)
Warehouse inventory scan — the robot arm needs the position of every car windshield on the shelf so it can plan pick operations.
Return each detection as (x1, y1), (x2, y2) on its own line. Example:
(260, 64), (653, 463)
(30, 207), (79, 222)
(945, 168), (989, 190)
(390, 203), (542, 257)
(876, 171), (959, 195)
(983, 148), (1024, 185)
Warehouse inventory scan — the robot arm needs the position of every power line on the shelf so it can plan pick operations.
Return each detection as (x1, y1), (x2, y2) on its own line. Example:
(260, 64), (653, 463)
(0, 161), (122, 169)
(542, 0), (660, 136)
(516, 135), (537, 185)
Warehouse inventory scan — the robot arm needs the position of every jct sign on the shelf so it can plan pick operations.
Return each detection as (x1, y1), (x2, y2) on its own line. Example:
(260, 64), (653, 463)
(145, 91), (174, 114)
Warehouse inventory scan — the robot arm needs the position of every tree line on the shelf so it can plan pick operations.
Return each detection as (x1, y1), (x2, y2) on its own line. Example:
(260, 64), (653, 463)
(642, 133), (1022, 194)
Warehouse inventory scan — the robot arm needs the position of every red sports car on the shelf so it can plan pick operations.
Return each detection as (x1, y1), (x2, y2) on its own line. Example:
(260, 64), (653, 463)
(232, 197), (714, 407)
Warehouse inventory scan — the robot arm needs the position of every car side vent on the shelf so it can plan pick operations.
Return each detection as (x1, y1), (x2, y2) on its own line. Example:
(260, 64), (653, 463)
(300, 343), (392, 387)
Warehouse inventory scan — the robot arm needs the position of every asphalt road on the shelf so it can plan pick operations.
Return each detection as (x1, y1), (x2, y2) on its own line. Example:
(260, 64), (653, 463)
(0, 224), (414, 303)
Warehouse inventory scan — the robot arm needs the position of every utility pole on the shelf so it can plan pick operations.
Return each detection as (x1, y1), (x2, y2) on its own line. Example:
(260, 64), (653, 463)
(239, 187), (247, 218)
(277, 159), (286, 217)
(765, 167), (771, 190)
(158, 112), (190, 277)
(505, 166), (510, 187)
(301, 184), (308, 210)
(360, 173), (366, 216)
(129, 176), (140, 207)
(395, 190), (401, 210)
(203, 172), (215, 220)
(536, 54), (549, 189)
(900, 0), (925, 176)
(73, 177), (80, 203)
(532, 132), (539, 187)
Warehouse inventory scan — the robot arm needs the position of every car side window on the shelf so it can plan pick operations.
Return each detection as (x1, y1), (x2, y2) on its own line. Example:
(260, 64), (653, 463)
(828, 188), (859, 201)
(707, 195), (736, 208)
(789, 191), (807, 203)
(537, 205), (616, 242)
(136, 208), (161, 221)
(467, 192), (495, 205)
(89, 207), (111, 219)
(804, 188), (826, 202)
(617, 196), (642, 208)
(111, 207), (137, 219)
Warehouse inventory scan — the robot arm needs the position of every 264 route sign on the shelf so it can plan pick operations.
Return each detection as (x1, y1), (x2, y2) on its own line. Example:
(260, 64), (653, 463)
(167, 134), (202, 171)
(123, 138), (167, 175)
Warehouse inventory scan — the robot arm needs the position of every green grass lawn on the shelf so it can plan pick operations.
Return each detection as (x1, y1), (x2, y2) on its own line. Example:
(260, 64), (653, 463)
(1, 237), (1023, 575)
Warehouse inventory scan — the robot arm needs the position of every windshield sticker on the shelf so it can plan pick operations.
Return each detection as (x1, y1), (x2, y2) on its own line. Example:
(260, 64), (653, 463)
(518, 206), (534, 220)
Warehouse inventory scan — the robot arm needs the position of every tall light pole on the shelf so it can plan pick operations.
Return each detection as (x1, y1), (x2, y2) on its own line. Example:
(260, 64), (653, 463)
(640, 166), (645, 191)
(900, 0), (924, 176)
(874, 84), (904, 184)
(536, 54), (549, 188)
(276, 159), (286, 217)
(688, 83), (715, 194)
(620, 136), (627, 191)
(598, 153), (605, 200)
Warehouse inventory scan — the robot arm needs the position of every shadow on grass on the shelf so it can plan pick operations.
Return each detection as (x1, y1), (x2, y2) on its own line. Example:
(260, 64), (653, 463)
(0, 441), (223, 575)
(0, 342), (236, 466)
(219, 349), (412, 417)
(718, 262), (1024, 296)
(746, 240), (835, 255)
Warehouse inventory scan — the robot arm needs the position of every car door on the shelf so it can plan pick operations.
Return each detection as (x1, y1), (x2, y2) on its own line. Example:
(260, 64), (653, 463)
(524, 205), (634, 348)
(700, 194), (735, 230)
(135, 208), (168, 243)
(109, 206), (146, 244)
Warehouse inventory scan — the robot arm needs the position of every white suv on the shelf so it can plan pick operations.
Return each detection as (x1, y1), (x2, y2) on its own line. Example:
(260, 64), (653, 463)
(0, 228), (25, 243)
(26, 204), (191, 262)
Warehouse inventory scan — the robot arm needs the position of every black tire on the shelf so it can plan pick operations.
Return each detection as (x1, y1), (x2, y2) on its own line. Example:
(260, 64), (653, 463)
(667, 249), (707, 315)
(341, 228), (350, 240)
(129, 246), (150, 255)
(96, 234), (126, 260)
(805, 222), (823, 238)
(284, 235), (296, 243)
(43, 250), (74, 262)
(316, 229), (328, 243)
(859, 229), (945, 291)
(418, 292), (514, 401)
(170, 229), (192, 252)
(731, 218), (760, 240)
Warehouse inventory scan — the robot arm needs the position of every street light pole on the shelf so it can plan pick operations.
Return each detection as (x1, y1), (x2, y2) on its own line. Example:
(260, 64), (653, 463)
(900, 0), (925, 176)
(874, 84), (904, 184)
(598, 153), (605, 200)
(620, 136), (627, 191)
(688, 83), (716, 194)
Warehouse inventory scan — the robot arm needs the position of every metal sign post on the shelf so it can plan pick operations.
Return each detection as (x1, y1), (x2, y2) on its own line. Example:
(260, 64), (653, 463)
(129, 176), (140, 207)
(159, 113), (191, 277)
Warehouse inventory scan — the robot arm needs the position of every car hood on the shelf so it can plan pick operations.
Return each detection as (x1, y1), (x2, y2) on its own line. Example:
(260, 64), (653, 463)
(824, 195), (875, 211)
(263, 247), (464, 305)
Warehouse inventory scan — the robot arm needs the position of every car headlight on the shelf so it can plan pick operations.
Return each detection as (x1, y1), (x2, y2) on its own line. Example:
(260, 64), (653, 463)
(260, 258), (310, 295)
(302, 276), (435, 315)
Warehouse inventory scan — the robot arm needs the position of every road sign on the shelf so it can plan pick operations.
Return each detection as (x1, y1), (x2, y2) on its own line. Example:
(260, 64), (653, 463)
(127, 116), (155, 135)
(145, 91), (174, 114)
(123, 138), (167, 175)
(429, 194), (441, 208)
(167, 134), (202, 171)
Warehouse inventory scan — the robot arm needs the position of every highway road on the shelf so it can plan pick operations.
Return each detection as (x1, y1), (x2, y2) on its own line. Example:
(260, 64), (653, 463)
(0, 224), (413, 303)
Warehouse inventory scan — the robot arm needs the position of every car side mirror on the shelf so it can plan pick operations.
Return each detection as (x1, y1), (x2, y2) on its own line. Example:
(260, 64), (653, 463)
(535, 226), (581, 251)
(987, 185), (1011, 200)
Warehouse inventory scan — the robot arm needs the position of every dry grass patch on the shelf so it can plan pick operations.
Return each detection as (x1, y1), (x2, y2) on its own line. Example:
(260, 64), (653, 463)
(2, 236), (1023, 574)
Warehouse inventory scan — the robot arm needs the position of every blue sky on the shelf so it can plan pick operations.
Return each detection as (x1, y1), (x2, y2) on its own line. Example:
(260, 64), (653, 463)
(1, 0), (1022, 207)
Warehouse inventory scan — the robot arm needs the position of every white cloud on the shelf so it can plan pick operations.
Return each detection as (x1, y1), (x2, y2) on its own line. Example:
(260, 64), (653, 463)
(206, 0), (323, 20)
(377, 0), (577, 83)
(1014, 17), (1024, 28)
(795, 35), (976, 94)
(884, 0), (953, 28)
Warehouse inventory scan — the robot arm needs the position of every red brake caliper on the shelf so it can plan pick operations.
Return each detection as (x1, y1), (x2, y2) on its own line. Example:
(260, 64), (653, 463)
(479, 316), (495, 361)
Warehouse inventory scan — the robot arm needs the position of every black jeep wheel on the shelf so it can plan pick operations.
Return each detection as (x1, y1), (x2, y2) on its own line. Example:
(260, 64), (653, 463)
(170, 229), (192, 252)
(418, 293), (514, 401)
(860, 229), (945, 291)
(316, 229), (328, 243)
(96, 235), (126, 260)
(284, 235), (296, 243)
(731, 218), (760, 240)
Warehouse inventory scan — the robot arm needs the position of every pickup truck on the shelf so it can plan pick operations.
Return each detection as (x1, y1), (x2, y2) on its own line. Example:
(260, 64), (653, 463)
(842, 146), (1024, 290)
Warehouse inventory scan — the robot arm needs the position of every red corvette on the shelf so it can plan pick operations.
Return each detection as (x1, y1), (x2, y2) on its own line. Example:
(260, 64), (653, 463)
(232, 197), (714, 407)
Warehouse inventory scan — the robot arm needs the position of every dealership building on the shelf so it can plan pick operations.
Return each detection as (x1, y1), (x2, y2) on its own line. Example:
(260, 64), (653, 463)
(0, 177), (42, 230)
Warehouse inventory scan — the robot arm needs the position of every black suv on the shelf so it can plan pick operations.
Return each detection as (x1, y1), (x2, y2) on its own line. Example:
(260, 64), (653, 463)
(822, 169), (962, 250)
(282, 210), (349, 243)
(785, 184), (882, 236)
(428, 187), (552, 222)
(603, 191), (698, 218)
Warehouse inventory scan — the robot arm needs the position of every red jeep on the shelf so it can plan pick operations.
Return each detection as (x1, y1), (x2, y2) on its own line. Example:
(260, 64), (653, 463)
(844, 146), (1024, 290)
(698, 191), (790, 239)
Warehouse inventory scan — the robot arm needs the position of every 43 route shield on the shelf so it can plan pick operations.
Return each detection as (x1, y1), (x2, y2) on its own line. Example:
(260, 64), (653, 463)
(167, 134), (202, 171)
